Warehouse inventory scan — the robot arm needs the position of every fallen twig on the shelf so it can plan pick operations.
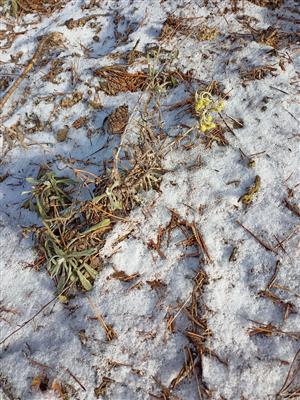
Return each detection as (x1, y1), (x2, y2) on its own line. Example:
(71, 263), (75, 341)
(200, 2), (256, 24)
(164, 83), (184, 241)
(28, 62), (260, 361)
(87, 295), (117, 341)
(283, 198), (300, 218)
(236, 220), (277, 253)
(0, 285), (71, 346)
(277, 348), (300, 398)
(0, 32), (65, 112)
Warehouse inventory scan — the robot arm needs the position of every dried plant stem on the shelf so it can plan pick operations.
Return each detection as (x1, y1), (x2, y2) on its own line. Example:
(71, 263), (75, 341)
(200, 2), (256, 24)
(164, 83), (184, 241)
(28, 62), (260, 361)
(86, 295), (117, 341)
(0, 284), (72, 346)
(236, 220), (277, 253)
(0, 33), (64, 112)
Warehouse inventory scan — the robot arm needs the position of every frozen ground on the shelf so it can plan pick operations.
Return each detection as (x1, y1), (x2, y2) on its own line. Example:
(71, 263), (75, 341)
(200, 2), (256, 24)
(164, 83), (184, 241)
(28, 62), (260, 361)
(0, 0), (299, 399)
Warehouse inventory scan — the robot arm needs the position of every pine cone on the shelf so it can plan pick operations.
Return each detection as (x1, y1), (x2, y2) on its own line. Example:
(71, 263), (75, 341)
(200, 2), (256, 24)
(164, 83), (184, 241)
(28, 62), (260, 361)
(105, 105), (128, 135)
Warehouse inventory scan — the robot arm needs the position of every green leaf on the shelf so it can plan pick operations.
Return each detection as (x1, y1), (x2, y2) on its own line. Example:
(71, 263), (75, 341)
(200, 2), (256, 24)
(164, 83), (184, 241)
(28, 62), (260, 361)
(83, 263), (98, 280)
(25, 177), (37, 184)
(57, 272), (67, 293)
(76, 270), (93, 291)
(36, 197), (47, 219)
(92, 193), (106, 204)
(68, 248), (97, 258)
(80, 219), (111, 235)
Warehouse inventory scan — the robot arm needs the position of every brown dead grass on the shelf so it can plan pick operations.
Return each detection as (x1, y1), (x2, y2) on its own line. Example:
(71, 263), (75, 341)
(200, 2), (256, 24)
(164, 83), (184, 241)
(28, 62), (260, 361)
(160, 15), (219, 42)
(17, 0), (66, 15)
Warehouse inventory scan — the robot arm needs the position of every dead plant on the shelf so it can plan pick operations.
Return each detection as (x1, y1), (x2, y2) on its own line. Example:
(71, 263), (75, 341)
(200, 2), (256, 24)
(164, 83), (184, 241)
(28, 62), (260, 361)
(241, 65), (277, 81)
(160, 16), (219, 42)
(277, 348), (300, 399)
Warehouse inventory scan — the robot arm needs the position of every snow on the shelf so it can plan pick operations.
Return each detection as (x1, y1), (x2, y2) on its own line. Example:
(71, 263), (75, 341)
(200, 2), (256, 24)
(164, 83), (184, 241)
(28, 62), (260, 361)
(0, 0), (299, 399)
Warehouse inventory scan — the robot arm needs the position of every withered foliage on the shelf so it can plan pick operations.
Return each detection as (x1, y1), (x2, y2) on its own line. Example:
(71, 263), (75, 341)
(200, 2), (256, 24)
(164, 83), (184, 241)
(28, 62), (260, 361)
(234, 25), (299, 50)
(65, 15), (98, 29)
(94, 64), (190, 96)
(248, 321), (300, 340)
(241, 65), (277, 81)
(60, 91), (83, 108)
(160, 16), (219, 42)
(277, 348), (300, 399)
(12, 0), (65, 15)
(95, 65), (149, 95)
(150, 211), (221, 399)
(258, 290), (296, 321)
(42, 59), (64, 83)
(0, 32), (66, 111)
(23, 117), (164, 295)
(110, 270), (140, 282)
(202, 125), (228, 149)
(247, 0), (284, 9)
(94, 377), (114, 398)
(93, 124), (164, 214)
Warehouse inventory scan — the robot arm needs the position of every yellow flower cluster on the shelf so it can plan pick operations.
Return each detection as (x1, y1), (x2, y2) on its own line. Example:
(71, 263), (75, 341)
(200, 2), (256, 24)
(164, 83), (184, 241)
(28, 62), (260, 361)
(194, 91), (224, 132)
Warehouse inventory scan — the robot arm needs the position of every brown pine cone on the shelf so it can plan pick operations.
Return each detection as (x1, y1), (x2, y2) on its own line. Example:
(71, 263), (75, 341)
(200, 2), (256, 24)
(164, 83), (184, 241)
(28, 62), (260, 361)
(105, 105), (129, 135)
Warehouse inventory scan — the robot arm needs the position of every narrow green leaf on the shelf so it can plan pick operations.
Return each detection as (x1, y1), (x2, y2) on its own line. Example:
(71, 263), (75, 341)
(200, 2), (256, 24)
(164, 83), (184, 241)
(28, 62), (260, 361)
(83, 263), (98, 279)
(80, 219), (111, 235)
(68, 248), (97, 258)
(76, 270), (93, 291)
(26, 177), (37, 184)
(92, 193), (106, 204)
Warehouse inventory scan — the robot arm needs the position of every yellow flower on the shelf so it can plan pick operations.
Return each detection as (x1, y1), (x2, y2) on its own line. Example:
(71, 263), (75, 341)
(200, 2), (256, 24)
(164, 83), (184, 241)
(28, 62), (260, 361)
(195, 91), (212, 114)
(212, 100), (225, 113)
(194, 90), (225, 133)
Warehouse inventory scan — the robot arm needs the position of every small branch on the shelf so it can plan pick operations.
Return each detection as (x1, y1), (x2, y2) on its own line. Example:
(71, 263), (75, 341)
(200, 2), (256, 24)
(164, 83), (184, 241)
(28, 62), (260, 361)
(284, 198), (300, 218)
(236, 220), (277, 253)
(65, 368), (86, 391)
(86, 295), (117, 341)
(277, 348), (300, 398)
(0, 285), (71, 346)
(189, 222), (212, 263)
(0, 33), (65, 112)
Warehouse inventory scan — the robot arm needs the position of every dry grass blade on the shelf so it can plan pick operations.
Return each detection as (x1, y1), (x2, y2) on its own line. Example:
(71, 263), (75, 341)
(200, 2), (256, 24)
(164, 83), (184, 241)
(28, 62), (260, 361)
(150, 376), (181, 400)
(165, 309), (175, 333)
(87, 296), (117, 341)
(189, 222), (212, 263)
(95, 65), (148, 95)
(247, 0), (284, 9)
(277, 348), (300, 399)
(236, 220), (276, 253)
(160, 16), (219, 42)
(241, 65), (277, 81)
(202, 125), (228, 148)
(147, 279), (166, 290)
(283, 198), (300, 218)
(267, 260), (280, 289)
(248, 320), (300, 340)
(94, 377), (114, 398)
(0, 32), (65, 111)
(17, 0), (65, 15)
(170, 348), (195, 390)
(0, 284), (71, 345)
(248, 322), (279, 337)
(147, 226), (167, 259)
(258, 290), (296, 320)
(110, 270), (140, 282)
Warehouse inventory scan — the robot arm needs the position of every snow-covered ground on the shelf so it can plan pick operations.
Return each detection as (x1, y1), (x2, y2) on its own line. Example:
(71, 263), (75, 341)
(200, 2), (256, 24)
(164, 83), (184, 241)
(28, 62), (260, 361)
(0, 0), (299, 399)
